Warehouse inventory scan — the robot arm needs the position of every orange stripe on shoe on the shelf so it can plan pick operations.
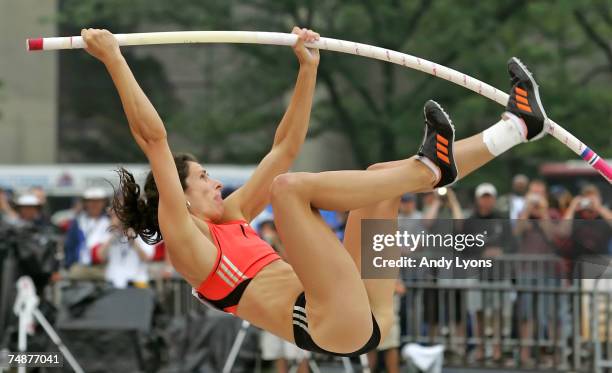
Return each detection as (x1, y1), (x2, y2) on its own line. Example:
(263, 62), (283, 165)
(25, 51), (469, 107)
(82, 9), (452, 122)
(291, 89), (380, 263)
(436, 143), (448, 154)
(437, 151), (450, 164)
(517, 102), (532, 113)
(515, 87), (528, 97)
(516, 95), (529, 105)
(436, 134), (449, 145)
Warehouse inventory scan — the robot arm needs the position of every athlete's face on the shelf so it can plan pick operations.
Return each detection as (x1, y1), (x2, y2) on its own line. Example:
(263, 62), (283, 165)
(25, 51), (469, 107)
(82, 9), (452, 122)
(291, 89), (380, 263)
(184, 161), (224, 221)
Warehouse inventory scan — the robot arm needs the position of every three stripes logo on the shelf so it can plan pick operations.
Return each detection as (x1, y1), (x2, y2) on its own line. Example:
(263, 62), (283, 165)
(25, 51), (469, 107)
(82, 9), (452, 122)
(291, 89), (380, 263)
(293, 305), (309, 333)
(514, 86), (532, 113)
(216, 255), (247, 288)
(436, 134), (450, 165)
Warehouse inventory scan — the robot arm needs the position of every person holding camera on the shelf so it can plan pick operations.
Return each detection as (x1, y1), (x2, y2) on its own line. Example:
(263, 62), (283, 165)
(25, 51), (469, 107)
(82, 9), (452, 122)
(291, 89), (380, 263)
(561, 184), (612, 260)
(514, 179), (559, 245)
(14, 194), (46, 228)
(422, 187), (464, 222)
(513, 179), (561, 366)
(0, 194), (60, 298)
(563, 184), (612, 223)
(97, 210), (155, 288)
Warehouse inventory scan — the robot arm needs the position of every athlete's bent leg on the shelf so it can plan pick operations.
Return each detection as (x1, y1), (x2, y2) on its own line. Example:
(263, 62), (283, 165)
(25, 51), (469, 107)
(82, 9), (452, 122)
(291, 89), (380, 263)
(342, 57), (549, 338)
(270, 178), (374, 354)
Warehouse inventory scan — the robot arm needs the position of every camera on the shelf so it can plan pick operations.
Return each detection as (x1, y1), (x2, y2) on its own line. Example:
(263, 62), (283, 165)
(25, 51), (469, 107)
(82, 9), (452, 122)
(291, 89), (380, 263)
(527, 194), (542, 207)
(578, 198), (593, 210)
(0, 221), (60, 291)
(0, 223), (19, 258)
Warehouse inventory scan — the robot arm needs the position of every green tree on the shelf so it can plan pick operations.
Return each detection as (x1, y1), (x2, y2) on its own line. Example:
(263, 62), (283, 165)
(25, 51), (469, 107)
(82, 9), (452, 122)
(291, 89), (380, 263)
(57, 0), (612, 188)
(57, 0), (180, 162)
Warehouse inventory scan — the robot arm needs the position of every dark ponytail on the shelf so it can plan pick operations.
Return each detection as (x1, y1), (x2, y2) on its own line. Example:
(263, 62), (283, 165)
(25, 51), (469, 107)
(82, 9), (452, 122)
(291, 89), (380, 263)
(112, 153), (198, 245)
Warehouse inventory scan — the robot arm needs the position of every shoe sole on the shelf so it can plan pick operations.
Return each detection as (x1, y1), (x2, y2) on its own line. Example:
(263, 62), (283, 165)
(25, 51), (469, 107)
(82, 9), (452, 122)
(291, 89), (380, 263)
(424, 100), (456, 134)
(423, 100), (458, 187)
(509, 57), (548, 138)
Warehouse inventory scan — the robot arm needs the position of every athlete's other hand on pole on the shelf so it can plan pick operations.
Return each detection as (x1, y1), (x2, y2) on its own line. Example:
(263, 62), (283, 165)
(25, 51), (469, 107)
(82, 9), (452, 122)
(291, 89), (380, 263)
(292, 26), (320, 68)
(81, 28), (121, 64)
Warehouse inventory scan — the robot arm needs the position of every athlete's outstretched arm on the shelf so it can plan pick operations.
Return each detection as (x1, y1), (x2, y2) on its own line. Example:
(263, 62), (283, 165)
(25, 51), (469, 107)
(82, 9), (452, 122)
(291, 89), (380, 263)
(224, 27), (320, 221)
(81, 29), (211, 280)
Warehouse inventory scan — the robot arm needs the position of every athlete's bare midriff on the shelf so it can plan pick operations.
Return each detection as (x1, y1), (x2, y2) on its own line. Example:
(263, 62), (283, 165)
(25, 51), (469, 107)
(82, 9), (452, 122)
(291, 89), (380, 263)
(235, 259), (304, 342)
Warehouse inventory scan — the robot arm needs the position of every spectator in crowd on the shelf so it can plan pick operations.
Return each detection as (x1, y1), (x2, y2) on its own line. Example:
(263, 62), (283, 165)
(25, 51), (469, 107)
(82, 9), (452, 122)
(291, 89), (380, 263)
(367, 279), (405, 373)
(28, 186), (53, 224)
(563, 183), (612, 225)
(4, 193), (60, 296)
(257, 218), (311, 373)
(462, 183), (514, 362)
(14, 194), (45, 227)
(549, 185), (573, 217)
(496, 174), (529, 220)
(398, 193), (423, 233)
(399, 193), (421, 219)
(560, 184), (612, 271)
(548, 186), (575, 265)
(0, 187), (18, 225)
(513, 179), (558, 366)
(469, 183), (502, 219)
(514, 179), (559, 248)
(97, 210), (155, 288)
(51, 197), (84, 232)
(63, 188), (111, 279)
(464, 183), (514, 251)
(422, 188), (463, 221)
(420, 188), (463, 346)
(28, 186), (47, 205)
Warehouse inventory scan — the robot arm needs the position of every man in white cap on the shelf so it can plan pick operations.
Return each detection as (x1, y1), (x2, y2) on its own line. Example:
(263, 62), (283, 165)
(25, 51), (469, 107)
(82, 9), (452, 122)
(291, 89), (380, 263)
(462, 182), (514, 362)
(15, 194), (44, 226)
(63, 187), (111, 279)
(473, 183), (498, 218)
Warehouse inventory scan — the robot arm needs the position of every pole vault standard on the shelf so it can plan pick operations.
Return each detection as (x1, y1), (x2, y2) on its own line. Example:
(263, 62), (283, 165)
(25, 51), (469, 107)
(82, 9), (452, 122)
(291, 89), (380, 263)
(27, 31), (611, 183)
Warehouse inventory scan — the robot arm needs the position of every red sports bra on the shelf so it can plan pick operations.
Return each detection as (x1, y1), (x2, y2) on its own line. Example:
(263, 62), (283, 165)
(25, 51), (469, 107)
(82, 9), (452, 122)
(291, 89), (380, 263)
(193, 220), (281, 315)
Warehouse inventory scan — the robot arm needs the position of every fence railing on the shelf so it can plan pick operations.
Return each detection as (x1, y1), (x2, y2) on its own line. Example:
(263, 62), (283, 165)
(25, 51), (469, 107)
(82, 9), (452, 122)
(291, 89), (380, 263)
(47, 254), (612, 372)
(399, 254), (612, 372)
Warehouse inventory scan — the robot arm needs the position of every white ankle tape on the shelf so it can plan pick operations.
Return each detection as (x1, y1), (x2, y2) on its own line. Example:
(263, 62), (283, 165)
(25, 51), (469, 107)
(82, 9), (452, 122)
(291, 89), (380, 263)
(482, 112), (527, 156)
(416, 156), (440, 184)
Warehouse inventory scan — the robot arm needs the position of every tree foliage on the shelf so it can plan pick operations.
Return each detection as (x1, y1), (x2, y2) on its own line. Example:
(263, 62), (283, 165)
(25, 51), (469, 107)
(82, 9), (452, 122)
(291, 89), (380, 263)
(57, 0), (612, 187)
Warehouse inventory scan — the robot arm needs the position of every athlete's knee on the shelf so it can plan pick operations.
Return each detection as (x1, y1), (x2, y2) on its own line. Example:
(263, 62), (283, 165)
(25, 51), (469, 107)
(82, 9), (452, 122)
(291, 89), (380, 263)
(270, 172), (309, 201)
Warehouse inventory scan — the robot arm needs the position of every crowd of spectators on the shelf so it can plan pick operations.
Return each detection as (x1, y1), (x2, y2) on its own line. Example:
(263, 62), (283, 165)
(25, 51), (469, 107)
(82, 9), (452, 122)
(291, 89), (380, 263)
(397, 176), (610, 369)
(0, 187), (169, 290)
(0, 175), (610, 371)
